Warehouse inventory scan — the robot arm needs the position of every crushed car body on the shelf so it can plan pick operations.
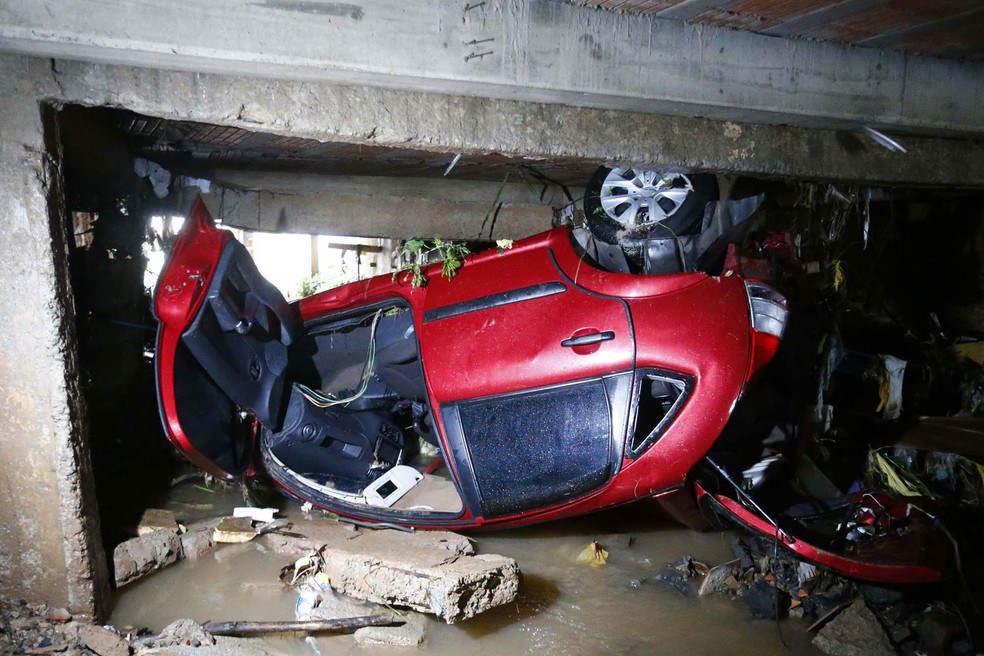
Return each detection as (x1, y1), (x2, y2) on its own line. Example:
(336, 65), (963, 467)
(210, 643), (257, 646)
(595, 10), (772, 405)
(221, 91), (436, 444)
(155, 198), (788, 532)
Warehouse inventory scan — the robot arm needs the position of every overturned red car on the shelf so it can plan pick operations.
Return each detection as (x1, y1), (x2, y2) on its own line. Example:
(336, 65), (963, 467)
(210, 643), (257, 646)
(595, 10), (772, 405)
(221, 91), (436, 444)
(155, 199), (787, 532)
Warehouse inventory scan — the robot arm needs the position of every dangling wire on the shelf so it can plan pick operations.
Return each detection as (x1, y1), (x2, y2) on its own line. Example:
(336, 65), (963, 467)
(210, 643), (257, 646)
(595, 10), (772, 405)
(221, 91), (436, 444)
(296, 309), (384, 408)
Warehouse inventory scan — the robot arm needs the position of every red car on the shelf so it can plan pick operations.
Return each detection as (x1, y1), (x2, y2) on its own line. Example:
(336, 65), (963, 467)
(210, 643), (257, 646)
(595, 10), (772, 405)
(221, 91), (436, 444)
(155, 199), (786, 531)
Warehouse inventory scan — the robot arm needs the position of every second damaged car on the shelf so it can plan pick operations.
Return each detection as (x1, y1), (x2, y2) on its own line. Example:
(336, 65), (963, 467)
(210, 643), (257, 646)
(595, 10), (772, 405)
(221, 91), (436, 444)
(155, 199), (787, 531)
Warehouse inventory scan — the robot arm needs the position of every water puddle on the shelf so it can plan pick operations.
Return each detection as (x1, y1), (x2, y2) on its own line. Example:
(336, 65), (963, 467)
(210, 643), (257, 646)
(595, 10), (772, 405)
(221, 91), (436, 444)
(110, 485), (820, 654)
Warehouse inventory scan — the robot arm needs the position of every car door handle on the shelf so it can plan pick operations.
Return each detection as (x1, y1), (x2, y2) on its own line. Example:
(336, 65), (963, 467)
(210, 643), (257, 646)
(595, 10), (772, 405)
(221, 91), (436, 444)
(561, 331), (615, 348)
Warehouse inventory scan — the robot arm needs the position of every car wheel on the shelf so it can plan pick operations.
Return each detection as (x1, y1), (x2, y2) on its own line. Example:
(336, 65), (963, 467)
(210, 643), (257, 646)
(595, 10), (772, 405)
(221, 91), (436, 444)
(584, 166), (719, 249)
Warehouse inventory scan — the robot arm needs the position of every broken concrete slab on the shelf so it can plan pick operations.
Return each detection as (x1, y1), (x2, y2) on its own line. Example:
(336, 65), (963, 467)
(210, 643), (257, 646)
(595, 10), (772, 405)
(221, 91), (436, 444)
(355, 610), (427, 647)
(180, 530), (215, 560)
(78, 624), (129, 656)
(113, 529), (182, 587)
(813, 601), (896, 656)
(263, 520), (517, 623)
(699, 562), (739, 596)
(137, 509), (179, 536)
(213, 517), (256, 544)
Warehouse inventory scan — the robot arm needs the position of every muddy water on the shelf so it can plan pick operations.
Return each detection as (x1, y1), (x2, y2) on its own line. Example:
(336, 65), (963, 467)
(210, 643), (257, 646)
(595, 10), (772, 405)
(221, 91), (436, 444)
(111, 485), (820, 655)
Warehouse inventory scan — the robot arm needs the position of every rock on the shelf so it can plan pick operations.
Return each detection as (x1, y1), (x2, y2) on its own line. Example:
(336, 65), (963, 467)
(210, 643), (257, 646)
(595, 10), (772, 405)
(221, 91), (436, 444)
(730, 535), (754, 570)
(699, 562), (737, 596)
(213, 517), (256, 544)
(309, 594), (373, 621)
(812, 601), (895, 656)
(739, 581), (790, 619)
(152, 619), (216, 648)
(264, 520), (513, 623)
(42, 607), (71, 623)
(113, 529), (183, 586)
(598, 533), (633, 549)
(652, 570), (693, 597)
(78, 625), (129, 656)
(355, 611), (427, 647)
(137, 509), (179, 536)
(789, 606), (805, 620)
(180, 530), (215, 560)
(916, 606), (965, 656)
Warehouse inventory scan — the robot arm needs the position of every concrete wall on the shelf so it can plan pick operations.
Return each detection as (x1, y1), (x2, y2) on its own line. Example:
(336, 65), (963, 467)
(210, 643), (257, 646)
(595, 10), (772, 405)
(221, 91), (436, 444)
(2, 0), (983, 137)
(0, 56), (108, 615)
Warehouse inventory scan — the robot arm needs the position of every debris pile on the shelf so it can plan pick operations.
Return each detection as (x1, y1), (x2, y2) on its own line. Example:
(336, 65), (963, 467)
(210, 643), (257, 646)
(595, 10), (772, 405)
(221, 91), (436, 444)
(653, 533), (976, 656)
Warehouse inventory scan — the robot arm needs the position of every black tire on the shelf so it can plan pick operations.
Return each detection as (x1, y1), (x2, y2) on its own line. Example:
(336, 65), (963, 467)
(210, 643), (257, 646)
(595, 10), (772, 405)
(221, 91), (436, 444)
(583, 166), (719, 251)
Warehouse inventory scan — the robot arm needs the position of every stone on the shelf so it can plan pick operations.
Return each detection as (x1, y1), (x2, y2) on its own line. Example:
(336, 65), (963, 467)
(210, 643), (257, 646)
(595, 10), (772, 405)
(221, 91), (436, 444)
(152, 619), (216, 648)
(309, 593), (373, 621)
(354, 610), (427, 647)
(699, 562), (737, 597)
(78, 625), (129, 656)
(137, 509), (179, 536)
(652, 570), (693, 597)
(598, 533), (633, 549)
(213, 517), (256, 544)
(730, 535), (754, 570)
(113, 529), (182, 586)
(812, 601), (895, 656)
(263, 518), (515, 623)
(42, 607), (72, 623)
(179, 530), (215, 560)
(739, 581), (790, 619)
(321, 549), (519, 624)
(916, 606), (965, 656)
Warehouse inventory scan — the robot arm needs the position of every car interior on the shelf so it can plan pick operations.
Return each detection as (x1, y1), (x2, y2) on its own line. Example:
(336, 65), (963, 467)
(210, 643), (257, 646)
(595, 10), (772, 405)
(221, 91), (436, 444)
(178, 239), (462, 514)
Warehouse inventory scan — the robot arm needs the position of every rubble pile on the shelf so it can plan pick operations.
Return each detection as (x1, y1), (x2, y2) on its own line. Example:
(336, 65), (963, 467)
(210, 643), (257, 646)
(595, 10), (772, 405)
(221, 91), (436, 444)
(652, 532), (976, 656)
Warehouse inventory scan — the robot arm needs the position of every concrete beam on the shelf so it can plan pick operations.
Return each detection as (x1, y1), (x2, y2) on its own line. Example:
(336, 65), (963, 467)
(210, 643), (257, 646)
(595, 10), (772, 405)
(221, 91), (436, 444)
(198, 172), (574, 239)
(207, 171), (580, 207)
(0, 56), (109, 615)
(26, 56), (984, 188)
(200, 186), (555, 241)
(1, 0), (983, 138)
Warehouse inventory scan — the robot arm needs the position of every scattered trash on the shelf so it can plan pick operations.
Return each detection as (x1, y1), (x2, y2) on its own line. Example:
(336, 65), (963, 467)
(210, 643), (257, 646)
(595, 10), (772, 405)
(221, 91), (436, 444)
(575, 541), (609, 568)
(863, 127), (907, 154)
(875, 354), (907, 420)
(443, 153), (462, 176)
(233, 507), (277, 523)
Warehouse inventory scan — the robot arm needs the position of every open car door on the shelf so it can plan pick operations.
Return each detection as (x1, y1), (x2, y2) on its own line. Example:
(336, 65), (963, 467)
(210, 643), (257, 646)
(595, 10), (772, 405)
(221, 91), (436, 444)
(154, 199), (300, 479)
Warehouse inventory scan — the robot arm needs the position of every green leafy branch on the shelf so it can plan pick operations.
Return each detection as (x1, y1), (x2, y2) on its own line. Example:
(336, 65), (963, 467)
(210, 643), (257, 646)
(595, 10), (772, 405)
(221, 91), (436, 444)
(393, 238), (470, 288)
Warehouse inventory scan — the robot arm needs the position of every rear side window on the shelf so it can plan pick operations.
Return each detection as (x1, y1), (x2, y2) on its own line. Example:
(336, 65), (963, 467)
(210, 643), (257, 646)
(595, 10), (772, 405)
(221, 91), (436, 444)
(458, 379), (613, 518)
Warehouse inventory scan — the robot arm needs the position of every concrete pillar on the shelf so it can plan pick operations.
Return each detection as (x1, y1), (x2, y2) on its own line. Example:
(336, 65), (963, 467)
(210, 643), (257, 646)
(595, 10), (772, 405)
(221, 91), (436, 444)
(0, 56), (109, 616)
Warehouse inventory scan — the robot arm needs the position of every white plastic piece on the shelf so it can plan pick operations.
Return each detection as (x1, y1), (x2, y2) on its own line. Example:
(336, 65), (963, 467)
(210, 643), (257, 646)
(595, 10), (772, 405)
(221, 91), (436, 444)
(364, 466), (424, 508)
(233, 507), (277, 523)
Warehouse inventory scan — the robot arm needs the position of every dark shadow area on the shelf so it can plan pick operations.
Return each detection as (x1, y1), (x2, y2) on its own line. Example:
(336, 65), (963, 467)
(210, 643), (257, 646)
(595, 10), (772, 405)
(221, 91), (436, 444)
(58, 105), (185, 555)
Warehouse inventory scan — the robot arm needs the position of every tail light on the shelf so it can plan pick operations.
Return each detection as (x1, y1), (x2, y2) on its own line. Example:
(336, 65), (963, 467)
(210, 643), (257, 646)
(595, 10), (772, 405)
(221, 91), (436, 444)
(744, 281), (788, 380)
